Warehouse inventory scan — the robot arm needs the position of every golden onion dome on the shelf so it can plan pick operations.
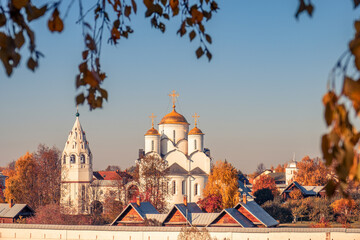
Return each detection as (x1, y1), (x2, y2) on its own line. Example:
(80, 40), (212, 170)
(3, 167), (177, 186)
(188, 126), (204, 135)
(145, 127), (160, 136)
(159, 109), (189, 125)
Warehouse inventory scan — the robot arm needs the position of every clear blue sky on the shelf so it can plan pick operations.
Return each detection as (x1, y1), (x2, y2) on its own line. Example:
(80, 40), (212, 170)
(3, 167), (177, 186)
(0, 1), (357, 173)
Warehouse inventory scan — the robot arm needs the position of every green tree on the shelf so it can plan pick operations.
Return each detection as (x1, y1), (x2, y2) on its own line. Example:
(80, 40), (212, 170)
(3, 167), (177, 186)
(253, 188), (274, 206)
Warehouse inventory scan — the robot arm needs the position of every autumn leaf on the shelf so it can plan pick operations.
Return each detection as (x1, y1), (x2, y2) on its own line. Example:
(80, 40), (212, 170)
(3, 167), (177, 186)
(342, 77), (360, 112)
(12, 0), (29, 9)
(48, 9), (64, 33)
(196, 47), (204, 59)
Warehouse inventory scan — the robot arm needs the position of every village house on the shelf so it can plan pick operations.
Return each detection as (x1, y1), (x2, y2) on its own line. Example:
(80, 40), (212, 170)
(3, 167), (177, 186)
(281, 181), (326, 201)
(0, 203), (34, 223)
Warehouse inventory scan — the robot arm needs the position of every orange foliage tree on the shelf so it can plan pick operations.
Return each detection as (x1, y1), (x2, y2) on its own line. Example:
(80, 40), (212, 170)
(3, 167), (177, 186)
(252, 174), (278, 196)
(294, 156), (328, 186)
(331, 198), (358, 225)
(4, 145), (61, 209)
(274, 164), (286, 173)
(289, 189), (303, 200)
(4, 152), (38, 208)
(203, 160), (239, 208)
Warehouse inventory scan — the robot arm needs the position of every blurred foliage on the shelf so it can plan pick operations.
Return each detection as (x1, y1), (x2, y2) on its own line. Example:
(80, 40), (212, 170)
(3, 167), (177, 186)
(252, 174), (278, 196)
(0, 0), (218, 110)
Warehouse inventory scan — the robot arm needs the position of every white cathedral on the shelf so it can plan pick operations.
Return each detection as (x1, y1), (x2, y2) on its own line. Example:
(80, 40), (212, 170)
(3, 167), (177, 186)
(60, 91), (212, 214)
(138, 91), (212, 204)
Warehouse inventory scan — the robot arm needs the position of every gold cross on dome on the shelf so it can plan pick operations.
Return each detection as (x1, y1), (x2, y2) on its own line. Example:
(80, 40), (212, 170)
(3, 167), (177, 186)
(169, 90), (179, 109)
(192, 113), (200, 127)
(149, 113), (156, 128)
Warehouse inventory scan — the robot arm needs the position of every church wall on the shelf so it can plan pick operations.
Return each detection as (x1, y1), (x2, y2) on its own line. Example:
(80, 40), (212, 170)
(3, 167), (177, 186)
(188, 135), (203, 154)
(159, 124), (189, 155)
(168, 176), (188, 204)
(190, 152), (211, 174)
(164, 151), (189, 171)
(0, 224), (353, 240)
(189, 176), (206, 203)
(145, 135), (160, 154)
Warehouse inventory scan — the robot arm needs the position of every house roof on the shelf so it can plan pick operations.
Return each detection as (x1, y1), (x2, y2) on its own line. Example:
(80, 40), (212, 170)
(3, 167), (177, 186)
(281, 181), (325, 196)
(190, 167), (207, 175)
(267, 172), (285, 183)
(207, 208), (254, 227)
(0, 204), (34, 218)
(95, 171), (122, 180)
(111, 202), (159, 225)
(166, 163), (188, 176)
(164, 202), (204, 225)
(191, 213), (219, 226)
(145, 214), (167, 223)
(234, 201), (278, 227)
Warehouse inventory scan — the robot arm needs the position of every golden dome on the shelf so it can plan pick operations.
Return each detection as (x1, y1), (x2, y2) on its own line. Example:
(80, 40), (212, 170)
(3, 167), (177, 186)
(145, 127), (160, 136)
(159, 109), (189, 125)
(188, 126), (204, 135)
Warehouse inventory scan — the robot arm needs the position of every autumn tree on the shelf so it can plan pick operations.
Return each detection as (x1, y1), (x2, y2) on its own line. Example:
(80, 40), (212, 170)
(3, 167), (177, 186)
(27, 203), (91, 225)
(4, 145), (61, 209)
(255, 163), (266, 174)
(274, 164), (286, 173)
(262, 200), (292, 223)
(197, 194), (222, 213)
(33, 144), (61, 206)
(331, 198), (358, 226)
(252, 174), (278, 196)
(294, 156), (329, 186)
(203, 160), (239, 209)
(289, 189), (303, 200)
(139, 155), (169, 212)
(101, 190), (123, 223)
(4, 152), (38, 208)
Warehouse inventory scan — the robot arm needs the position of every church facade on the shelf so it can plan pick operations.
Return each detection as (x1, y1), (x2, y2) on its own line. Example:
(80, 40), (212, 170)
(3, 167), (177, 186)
(138, 91), (212, 204)
(60, 112), (136, 215)
(60, 91), (212, 214)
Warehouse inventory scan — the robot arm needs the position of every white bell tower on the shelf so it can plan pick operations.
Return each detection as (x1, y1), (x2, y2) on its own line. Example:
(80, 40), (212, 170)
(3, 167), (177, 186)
(60, 109), (93, 215)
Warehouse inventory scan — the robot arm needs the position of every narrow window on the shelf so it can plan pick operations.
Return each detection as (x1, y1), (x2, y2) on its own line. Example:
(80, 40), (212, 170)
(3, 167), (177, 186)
(81, 186), (86, 211)
(182, 180), (186, 195)
(173, 130), (176, 143)
(75, 132), (77, 139)
(70, 155), (76, 164)
(172, 181), (176, 195)
(194, 140), (197, 150)
(151, 140), (154, 151)
(194, 183), (198, 196)
(63, 155), (66, 164)
(80, 154), (85, 164)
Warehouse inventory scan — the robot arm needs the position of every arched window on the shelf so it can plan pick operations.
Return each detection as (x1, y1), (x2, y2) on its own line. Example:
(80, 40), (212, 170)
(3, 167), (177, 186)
(151, 140), (154, 151)
(194, 183), (198, 196)
(80, 154), (85, 164)
(70, 154), (76, 164)
(172, 181), (176, 195)
(63, 155), (66, 164)
(173, 130), (176, 143)
(194, 140), (197, 150)
(182, 180), (186, 195)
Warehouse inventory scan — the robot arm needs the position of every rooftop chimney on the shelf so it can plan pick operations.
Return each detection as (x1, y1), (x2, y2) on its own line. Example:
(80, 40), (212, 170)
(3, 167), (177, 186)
(242, 194), (247, 204)
(183, 195), (187, 206)
(136, 196), (141, 207)
(9, 199), (13, 208)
